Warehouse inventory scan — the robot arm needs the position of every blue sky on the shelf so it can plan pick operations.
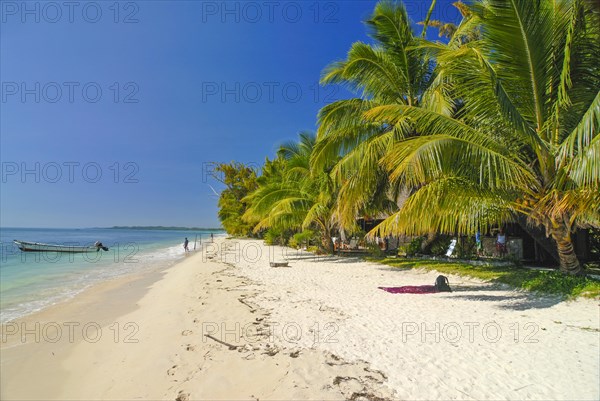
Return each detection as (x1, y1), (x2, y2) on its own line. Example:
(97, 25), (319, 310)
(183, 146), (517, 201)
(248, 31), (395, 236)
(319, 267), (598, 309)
(1, 0), (460, 228)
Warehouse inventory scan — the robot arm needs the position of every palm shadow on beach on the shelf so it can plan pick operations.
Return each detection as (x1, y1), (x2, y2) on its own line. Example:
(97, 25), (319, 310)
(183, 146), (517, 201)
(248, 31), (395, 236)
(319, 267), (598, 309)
(278, 254), (565, 310)
(445, 291), (563, 310)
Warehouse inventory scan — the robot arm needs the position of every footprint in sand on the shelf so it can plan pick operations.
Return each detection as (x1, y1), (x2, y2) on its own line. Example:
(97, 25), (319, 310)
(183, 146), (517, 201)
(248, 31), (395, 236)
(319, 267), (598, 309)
(181, 330), (193, 336)
(185, 344), (196, 351)
(175, 390), (190, 401)
(167, 365), (178, 376)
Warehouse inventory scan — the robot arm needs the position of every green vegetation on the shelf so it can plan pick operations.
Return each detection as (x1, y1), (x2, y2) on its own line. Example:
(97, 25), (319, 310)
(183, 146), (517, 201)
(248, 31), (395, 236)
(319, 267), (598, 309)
(216, 0), (599, 277)
(242, 132), (339, 253)
(263, 227), (289, 246)
(213, 162), (258, 237)
(399, 237), (423, 257)
(371, 257), (600, 299)
(316, 0), (599, 274)
(288, 230), (316, 249)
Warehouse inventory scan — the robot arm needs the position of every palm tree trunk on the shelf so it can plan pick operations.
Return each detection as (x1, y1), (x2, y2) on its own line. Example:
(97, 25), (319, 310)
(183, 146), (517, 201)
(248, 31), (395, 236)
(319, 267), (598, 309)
(421, 231), (437, 253)
(550, 223), (584, 275)
(320, 224), (334, 254)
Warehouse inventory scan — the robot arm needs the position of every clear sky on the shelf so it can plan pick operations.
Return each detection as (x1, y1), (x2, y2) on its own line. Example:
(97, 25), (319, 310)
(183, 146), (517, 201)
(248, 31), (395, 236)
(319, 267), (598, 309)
(1, 0), (460, 228)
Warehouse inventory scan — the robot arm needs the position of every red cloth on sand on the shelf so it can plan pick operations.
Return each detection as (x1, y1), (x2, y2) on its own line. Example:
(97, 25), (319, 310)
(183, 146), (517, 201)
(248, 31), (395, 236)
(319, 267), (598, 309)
(378, 285), (438, 294)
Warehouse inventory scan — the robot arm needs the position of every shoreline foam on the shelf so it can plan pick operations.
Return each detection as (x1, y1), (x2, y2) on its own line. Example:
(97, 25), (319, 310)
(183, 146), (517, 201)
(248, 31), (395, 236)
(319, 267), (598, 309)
(0, 240), (192, 324)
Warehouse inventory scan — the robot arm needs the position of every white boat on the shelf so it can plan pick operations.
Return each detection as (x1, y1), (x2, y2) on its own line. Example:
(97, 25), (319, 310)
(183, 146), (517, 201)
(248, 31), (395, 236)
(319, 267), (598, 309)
(13, 240), (109, 253)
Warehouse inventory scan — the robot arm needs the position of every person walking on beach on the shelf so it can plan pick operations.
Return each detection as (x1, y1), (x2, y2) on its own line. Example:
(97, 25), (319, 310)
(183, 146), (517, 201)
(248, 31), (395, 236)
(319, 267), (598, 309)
(211, 233), (214, 242)
(184, 237), (189, 252)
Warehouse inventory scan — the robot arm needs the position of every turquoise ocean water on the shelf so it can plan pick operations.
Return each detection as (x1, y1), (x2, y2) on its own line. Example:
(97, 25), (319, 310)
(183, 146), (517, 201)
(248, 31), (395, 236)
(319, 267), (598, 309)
(0, 227), (223, 323)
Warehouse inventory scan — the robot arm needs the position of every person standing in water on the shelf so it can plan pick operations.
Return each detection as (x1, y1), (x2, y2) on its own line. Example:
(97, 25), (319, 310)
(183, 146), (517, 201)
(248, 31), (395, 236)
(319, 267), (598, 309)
(184, 237), (189, 252)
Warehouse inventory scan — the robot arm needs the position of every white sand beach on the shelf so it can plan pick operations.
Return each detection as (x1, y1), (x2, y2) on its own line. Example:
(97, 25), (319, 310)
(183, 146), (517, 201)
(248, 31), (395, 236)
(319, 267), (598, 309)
(1, 237), (598, 400)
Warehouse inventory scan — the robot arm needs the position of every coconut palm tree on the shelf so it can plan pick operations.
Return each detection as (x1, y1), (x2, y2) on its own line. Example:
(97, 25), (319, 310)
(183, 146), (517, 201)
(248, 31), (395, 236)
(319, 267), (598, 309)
(367, 0), (599, 274)
(243, 132), (339, 252)
(312, 1), (451, 231)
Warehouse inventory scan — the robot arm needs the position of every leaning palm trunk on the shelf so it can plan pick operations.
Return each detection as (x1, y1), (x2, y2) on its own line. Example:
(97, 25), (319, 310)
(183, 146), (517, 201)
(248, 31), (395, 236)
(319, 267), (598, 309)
(319, 224), (334, 254)
(550, 222), (583, 275)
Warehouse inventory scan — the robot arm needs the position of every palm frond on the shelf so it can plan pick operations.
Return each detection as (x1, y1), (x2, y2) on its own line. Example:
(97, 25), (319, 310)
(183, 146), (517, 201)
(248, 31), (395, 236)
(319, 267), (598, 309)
(373, 176), (515, 237)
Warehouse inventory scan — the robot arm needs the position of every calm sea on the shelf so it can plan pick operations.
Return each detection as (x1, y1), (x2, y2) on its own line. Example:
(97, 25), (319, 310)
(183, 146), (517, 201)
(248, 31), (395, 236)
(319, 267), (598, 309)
(0, 227), (223, 323)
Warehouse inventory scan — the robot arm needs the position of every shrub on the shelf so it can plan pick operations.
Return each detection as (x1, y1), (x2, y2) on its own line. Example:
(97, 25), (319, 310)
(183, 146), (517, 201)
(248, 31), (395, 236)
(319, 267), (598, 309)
(429, 236), (452, 256)
(368, 243), (385, 257)
(307, 245), (321, 254)
(399, 237), (423, 256)
(452, 236), (477, 259)
(295, 230), (315, 246)
(263, 228), (289, 246)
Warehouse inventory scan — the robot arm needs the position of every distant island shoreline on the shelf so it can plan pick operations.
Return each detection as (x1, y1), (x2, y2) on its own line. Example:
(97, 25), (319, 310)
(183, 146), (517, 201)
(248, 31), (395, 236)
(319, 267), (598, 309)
(108, 226), (224, 231)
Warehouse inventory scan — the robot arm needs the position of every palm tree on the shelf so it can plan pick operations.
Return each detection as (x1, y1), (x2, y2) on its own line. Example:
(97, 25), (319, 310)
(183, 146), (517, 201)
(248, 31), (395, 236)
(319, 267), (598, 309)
(312, 1), (451, 231)
(366, 0), (599, 274)
(243, 132), (339, 252)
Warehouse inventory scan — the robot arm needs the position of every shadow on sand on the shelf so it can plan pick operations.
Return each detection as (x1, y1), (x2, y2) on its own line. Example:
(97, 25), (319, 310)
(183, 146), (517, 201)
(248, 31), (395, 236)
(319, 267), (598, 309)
(281, 252), (566, 311)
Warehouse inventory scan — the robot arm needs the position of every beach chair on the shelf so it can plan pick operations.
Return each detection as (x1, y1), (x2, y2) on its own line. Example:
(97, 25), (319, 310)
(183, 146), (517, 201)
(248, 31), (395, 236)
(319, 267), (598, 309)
(445, 239), (457, 257)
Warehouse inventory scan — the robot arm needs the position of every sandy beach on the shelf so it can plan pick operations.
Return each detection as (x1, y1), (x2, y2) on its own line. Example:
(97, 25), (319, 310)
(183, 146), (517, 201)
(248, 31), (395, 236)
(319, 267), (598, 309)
(1, 237), (599, 400)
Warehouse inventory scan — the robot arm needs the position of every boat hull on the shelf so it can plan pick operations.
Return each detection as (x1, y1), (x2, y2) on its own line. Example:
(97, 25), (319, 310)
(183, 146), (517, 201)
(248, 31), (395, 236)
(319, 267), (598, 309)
(13, 240), (107, 253)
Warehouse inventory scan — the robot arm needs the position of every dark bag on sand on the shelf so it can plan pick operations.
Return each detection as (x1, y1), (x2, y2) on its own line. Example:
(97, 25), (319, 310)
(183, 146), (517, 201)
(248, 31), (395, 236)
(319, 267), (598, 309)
(435, 275), (452, 292)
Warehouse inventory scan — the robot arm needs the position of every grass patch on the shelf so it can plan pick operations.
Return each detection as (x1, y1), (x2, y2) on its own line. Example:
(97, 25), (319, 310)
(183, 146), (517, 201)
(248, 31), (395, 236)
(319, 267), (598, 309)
(370, 257), (600, 299)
